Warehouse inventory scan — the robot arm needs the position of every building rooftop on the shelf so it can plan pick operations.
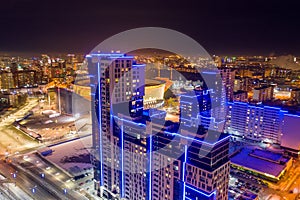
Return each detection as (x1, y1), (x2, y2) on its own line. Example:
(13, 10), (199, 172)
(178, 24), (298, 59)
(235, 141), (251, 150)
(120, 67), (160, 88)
(145, 79), (166, 87)
(253, 85), (272, 90)
(86, 53), (134, 59)
(231, 148), (290, 178)
(250, 149), (289, 163)
(233, 90), (247, 95)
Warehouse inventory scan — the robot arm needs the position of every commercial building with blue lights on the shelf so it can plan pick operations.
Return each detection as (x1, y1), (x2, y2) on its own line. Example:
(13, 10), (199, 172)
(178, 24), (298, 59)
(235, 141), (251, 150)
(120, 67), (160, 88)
(225, 102), (287, 144)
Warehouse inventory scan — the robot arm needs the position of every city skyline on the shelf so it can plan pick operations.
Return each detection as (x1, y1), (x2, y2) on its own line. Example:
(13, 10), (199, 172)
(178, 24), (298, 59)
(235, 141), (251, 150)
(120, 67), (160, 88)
(1, 1), (300, 199)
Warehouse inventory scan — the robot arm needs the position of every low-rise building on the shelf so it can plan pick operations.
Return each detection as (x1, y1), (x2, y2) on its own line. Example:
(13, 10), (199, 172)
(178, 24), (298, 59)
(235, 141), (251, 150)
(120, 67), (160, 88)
(290, 88), (300, 104)
(252, 85), (274, 102)
(233, 90), (248, 102)
(230, 148), (292, 182)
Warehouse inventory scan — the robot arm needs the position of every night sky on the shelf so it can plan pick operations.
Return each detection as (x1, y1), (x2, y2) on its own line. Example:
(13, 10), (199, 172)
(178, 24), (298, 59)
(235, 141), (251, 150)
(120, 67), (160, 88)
(0, 0), (300, 56)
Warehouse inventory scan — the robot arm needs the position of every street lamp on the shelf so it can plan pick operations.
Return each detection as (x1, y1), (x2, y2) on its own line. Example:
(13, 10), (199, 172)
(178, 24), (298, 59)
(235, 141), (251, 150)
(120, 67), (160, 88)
(63, 188), (67, 195)
(31, 185), (37, 194)
(11, 171), (17, 179)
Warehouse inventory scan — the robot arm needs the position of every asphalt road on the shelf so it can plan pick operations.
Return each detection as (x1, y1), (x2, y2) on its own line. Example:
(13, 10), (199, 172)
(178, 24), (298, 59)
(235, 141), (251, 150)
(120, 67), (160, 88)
(16, 158), (87, 200)
(0, 160), (57, 200)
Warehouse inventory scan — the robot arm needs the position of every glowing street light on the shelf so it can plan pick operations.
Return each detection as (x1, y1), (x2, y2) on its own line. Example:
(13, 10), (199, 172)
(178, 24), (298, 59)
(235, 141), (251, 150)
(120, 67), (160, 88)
(31, 186), (37, 194)
(11, 171), (17, 179)
(63, 188), (67, 194)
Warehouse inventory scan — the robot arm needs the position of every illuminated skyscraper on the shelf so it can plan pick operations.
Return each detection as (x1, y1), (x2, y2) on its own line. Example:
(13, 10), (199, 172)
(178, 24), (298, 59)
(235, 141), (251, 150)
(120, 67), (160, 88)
(87, 53), (229, 200)
(219, 68), (235, 102)
(87, 53), (145, 199)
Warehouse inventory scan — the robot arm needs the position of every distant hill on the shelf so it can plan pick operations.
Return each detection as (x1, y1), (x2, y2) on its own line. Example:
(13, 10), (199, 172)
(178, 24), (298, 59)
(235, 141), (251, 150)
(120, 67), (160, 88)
(129, 48), (176, 56)
(270, 55), (300, 70)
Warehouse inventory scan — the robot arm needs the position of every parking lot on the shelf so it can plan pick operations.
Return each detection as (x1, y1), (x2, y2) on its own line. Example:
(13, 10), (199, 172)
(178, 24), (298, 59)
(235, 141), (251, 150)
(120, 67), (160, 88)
(229, 169), (266, 199)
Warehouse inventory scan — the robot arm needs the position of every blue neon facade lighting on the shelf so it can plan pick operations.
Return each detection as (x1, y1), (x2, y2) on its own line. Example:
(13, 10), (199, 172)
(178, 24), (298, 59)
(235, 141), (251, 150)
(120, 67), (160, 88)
(227, 101), (291, 113)
(182, 145), (187, 200)
(163, 130), (231, 146)
(148, 135), (153, 200)
(115, 114), (230, 146)
(88, 53), (134, 59)
(185, 184), (216, 199)
(201, 71), (218, 75)
(97, 62), (104, 186)
(284, 113), (300, 118)
(121, 123), (125, 198)
(180, 116), (220, 121)
(179, 91), (211, 98)
(180, 101), (193, 104)
(133, 64), (146, 67)
(114, 116), (146, 127)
